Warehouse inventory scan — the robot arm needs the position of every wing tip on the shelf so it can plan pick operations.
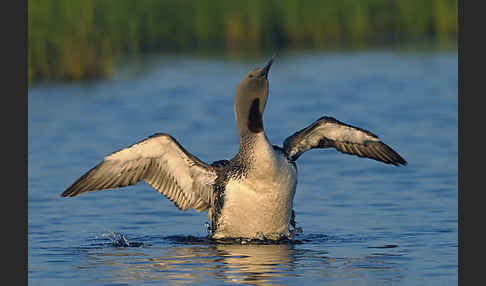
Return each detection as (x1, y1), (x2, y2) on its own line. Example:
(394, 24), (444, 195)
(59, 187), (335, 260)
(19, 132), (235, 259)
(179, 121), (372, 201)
(60, 186), (80, 197)
(381, 142), (407, 167)
(386, 159), (407, 166)
(60, 190), (73, 197)
(395, 157), (408, 166)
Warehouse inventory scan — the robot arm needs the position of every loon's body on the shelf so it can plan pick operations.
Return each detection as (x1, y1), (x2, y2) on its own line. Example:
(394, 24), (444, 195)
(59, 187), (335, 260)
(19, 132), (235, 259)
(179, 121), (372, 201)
(61, 57), (406, 240)
(211, 134), (297, 239)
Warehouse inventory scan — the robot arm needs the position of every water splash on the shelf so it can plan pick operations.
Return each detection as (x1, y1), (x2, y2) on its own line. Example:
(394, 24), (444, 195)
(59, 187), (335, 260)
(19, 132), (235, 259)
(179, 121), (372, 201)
(211, 235), (303, 245)
(289, 226), (303, 238)
(100, 231), (143, 247)
(205, 222), (212, 234)
(90, 231), (383, 248)
(201, 221), (305, 245)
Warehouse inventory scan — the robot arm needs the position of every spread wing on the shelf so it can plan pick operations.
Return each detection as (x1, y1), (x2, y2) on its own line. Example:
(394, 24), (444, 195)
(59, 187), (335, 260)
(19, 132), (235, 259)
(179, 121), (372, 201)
(61, 133), (218, 212)
(283, 116), (407, 166)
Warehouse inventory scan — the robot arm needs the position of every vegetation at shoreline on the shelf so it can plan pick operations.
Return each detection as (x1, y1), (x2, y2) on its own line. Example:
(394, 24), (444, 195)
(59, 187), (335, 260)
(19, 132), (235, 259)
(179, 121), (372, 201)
(28, 0), (457, 83)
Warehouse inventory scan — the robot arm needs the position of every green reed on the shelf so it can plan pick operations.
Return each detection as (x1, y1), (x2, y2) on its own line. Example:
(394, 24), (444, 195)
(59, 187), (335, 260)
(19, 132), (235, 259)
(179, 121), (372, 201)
(28, 0), (457, 83)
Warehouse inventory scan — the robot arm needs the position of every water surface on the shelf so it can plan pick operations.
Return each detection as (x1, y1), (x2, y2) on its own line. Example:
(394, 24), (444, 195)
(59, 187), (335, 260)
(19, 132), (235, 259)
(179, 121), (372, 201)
(29, 50), (457, 285)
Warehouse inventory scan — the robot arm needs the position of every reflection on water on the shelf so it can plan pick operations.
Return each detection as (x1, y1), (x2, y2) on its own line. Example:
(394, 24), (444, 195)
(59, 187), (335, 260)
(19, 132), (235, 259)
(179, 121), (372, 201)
(213, 243), (296, 285)
(82, 244), (293, 284)
(83, 235), (297, 284)
(76, 235), (406, 285)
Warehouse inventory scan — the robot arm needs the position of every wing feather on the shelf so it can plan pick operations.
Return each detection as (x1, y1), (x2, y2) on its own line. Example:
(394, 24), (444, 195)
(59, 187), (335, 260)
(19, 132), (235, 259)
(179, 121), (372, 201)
(371, 143), (392, 163)
(61, 133), (218, 212)
(350, 143), (365, 158)
(283, 116), (407, 166)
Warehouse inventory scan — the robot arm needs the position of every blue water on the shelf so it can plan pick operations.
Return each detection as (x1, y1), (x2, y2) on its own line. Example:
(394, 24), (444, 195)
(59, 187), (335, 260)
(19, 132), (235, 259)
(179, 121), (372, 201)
(28, 50), (457, 285)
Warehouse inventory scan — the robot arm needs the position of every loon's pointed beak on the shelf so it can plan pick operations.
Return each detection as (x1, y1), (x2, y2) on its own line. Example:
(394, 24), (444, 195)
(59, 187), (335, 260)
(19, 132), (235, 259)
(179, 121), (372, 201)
(259, 56), (275, 79)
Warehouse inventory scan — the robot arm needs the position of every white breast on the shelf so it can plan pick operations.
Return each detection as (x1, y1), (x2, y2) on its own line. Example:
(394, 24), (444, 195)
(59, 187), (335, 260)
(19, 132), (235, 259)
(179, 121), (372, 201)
(212, 148), (297, 240)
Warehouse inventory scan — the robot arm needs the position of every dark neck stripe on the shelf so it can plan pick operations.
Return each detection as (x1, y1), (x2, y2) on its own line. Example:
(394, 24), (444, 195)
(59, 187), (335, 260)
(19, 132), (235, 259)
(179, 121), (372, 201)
(248, 98), (263, 133)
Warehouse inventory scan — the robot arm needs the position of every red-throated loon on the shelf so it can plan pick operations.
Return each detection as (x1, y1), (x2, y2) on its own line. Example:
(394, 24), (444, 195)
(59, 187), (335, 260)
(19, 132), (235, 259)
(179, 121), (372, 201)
(61, 57), (407, 240)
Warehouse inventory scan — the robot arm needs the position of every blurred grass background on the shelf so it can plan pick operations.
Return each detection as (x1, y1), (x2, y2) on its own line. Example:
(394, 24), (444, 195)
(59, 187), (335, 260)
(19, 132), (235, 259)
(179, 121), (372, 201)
(28, 0), (457, 83)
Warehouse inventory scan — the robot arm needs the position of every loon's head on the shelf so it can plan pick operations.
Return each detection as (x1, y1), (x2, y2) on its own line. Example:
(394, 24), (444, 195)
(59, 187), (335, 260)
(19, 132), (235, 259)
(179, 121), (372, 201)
(234, 56), (274, 137)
